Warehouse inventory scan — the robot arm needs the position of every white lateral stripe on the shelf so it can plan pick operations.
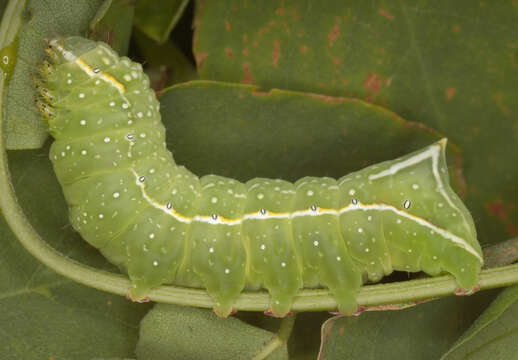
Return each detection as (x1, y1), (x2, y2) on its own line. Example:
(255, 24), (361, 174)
(130, 169), (482, 263)
(369, 143), (473, 237)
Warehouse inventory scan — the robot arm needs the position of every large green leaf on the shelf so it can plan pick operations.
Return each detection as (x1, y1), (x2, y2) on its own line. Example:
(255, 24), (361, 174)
(136, 304), (288, 360)
(193, 0), (518, 247)
(4, 0), (102, 150)
(319, 293), (496, 360)
(160, 81), (458, 183)
(0, 145), (151, 359)
(441, 286), (518, 359)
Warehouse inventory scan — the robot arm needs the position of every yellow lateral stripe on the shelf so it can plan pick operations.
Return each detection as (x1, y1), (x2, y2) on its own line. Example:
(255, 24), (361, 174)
(74, 58), (125, 94)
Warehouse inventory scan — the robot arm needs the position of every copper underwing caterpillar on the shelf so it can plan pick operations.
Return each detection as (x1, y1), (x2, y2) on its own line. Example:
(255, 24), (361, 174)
(35, 36), (483, 317)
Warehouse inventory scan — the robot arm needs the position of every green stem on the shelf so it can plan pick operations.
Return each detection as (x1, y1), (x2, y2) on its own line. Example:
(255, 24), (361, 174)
(252, 314), (297, 360)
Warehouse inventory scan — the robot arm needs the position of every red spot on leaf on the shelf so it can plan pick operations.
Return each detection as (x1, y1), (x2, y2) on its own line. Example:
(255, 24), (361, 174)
(328, 24), (340, 48)
(332, 57), (340, 65)
(253, 41), (259, 47)
(300, 44), (308, 53)
(378, 9), (394, 20)
(242, 62), (253, 84)
(446, 87), (456, 100)
(487, 200), (518, 236)
(242, 48), (249, 56)
(292, 9), (300, 21)
(452, 25), (460, 33)
(272, 40), (280, 67)
(363, 73), (382, 93)
(224, 20), (231, 32)
(276, 8), (285, 16)
(225, 46), (233, 58)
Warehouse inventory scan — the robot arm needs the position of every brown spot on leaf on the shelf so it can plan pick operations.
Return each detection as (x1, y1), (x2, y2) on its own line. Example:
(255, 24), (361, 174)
(332, 57), (340, 65)
(195, 52), (208, 69)
(452, 25), (460, 33)
(224, 20), (231, 32)
(225, 46), (234, 58)
(242, 62), (253, 84)
(378, 9), (394, 20)
(276, 8), (285, 16)
(363, 73), (382, 93)
(328, 24), (340, 47)
(446, 87), (456, 100)
(272, 40), (280, 67)
(305, 92), (350, 104)
(242, 49), (249, 56)
(385, 77), (392, 87)
(242, 34), (248, 43)
(253, 41), (259, 47)
(487, 200), (518, 236)
(339, 326), (345, 335)
(300, 45), (308, 53)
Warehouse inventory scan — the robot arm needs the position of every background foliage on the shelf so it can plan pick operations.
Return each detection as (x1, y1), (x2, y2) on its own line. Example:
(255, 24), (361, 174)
(0, 0), (517, 359)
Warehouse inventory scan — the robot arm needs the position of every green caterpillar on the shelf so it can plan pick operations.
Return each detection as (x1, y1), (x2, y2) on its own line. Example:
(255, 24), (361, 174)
(36, 36), (483, 317)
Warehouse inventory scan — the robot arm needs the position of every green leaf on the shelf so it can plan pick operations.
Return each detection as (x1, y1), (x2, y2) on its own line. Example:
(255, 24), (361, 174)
(160, 81), (460, 184)
(0, 145), (152, 359)
(134, 0), (190, 43)
(133, 28), (198, 88)
(193, 1), (518, 247)
(4, 0), (102, 150)
(89, 0), (135, 55)
(319, 294), (495, 360)
(136, 304), (288, 360)
(441, 286), (518, 359)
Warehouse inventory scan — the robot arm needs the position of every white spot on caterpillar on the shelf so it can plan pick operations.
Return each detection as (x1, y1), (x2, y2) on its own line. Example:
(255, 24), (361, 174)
(257, 193), (264, 199)
(98, 214), (104, 219)
(67, 79), (72, 84)
(224, 268), (230, 274)
(209, 247), (214, 253)
(104, 137), (111, 143)
(123, 74), (132, 81)
(348, 189), (356, 196)
(404, 200), (411, 209)
(307, 190), (314, 196)
(313, 240), (319, 246)
(412, 184), (419, 190)
(358, 228), (363, 233)
(153, 260), (158, 266)
(211, 197), (218, 204)
(109, 101), (115, 107)
(81, 150), (87, 155)
(79, 120), (86, 125)
(336, 256), (341, 261)
(397, 219), (402, 224)
(281, 262), (286, 267)
(260, 244), (266, 250)
(365, 248), (370, 252)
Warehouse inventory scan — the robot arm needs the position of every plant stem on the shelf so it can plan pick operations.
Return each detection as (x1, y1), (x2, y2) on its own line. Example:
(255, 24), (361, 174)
(252, 314), (297, 360)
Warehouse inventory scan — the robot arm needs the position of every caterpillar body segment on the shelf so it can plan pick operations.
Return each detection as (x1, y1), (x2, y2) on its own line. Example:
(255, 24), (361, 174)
(38, 37), (483, 317)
